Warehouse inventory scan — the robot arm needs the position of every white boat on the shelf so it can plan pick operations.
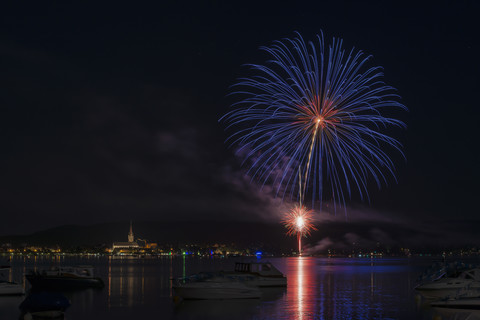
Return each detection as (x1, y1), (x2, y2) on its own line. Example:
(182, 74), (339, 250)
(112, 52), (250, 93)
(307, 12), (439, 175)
(173, 261), (286, 300)
(173, 274), (261, 300)
(416, 268), (480, 299)
(0, 280), (25, 295)
(0, 267), (25, 295)
(226, 262), (287, 287)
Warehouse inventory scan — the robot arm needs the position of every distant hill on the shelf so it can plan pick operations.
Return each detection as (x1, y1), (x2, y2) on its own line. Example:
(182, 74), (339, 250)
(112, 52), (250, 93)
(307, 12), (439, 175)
(2, 219), (480, 252)
(0, 221), (289, 248)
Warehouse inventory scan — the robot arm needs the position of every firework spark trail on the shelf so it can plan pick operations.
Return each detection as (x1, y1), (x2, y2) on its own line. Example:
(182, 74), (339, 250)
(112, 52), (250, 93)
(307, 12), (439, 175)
(221, 32), (406, 210)
(302, 118), (320, 205)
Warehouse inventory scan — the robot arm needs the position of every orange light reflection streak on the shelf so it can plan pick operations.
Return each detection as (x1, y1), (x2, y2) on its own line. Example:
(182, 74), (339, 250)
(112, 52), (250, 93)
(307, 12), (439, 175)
(297, 256), (304, 320)
(293, 257), (315, 319)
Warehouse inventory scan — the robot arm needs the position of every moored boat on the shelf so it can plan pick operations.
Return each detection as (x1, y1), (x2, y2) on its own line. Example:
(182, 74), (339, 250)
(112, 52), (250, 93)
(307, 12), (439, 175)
(173, 261), (286, 300)
(0, 266), (24, 295)
(415, 268), (480, 299)
(0, 280), (25, 295)
(26, 266), (104, 290)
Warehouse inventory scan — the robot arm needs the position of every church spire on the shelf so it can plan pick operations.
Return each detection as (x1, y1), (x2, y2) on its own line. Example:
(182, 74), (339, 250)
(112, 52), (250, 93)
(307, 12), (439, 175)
(128, 221), (134, 242)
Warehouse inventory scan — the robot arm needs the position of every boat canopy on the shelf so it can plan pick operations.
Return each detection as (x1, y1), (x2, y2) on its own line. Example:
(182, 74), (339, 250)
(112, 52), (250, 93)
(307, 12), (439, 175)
(234, 262), (284, 277)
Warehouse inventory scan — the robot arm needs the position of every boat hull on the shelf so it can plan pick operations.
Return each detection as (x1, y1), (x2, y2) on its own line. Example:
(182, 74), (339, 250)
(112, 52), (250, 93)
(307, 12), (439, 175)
(432, 298), (480, 310)
(29, 310), (65, 318)
(416, 282), (480, 299)
(173, 283), (261, 300)
(0, 282), (25, 295)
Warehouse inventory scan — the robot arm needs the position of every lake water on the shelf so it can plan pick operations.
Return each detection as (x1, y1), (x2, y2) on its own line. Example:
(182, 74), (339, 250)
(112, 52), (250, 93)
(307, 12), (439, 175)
(1, 255), (480, 319)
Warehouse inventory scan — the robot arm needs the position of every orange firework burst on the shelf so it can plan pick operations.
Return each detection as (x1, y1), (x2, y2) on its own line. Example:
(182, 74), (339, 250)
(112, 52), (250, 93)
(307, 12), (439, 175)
(283, 205), (317, 254)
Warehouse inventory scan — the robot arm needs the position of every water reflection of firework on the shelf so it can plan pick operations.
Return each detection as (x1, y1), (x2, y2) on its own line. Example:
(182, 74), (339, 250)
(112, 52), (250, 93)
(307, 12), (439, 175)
(283, 205), (317, 254)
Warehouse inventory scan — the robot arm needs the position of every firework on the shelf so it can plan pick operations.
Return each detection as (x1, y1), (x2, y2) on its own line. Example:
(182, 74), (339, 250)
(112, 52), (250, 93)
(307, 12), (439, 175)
(283, 205), (317, 254)
(221, 32), (406, 208)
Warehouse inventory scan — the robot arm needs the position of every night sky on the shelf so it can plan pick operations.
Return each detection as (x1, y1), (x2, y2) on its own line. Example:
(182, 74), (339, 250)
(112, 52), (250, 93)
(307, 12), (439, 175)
(1, 1), (479, 236)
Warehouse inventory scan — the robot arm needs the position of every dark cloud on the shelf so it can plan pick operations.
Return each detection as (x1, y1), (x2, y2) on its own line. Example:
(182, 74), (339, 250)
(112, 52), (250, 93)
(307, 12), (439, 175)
(0, 84), (289, 234)
(302, 214), (480, 255)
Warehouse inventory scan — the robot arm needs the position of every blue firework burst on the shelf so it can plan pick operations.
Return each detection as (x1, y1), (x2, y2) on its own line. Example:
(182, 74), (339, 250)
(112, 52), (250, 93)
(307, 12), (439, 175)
(221, 32), (406, 209)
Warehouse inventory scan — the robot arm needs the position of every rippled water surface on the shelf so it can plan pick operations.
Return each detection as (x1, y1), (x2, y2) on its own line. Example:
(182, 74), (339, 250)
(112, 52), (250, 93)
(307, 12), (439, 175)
(2, 255), (480, 319)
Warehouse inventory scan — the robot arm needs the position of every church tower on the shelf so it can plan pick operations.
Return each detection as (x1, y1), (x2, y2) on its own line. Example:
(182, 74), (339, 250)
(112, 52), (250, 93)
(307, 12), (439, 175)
(128, 221), (134, 242)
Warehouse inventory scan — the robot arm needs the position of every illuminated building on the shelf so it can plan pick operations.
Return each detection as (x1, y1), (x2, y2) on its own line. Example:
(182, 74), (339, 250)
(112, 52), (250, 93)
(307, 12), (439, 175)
(112, 221), (140, 251)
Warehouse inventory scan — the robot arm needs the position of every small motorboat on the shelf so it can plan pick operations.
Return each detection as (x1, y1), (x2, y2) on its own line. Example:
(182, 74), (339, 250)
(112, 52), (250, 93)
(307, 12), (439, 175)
(173, 261), (287, 300)
(19, 291), (70, 318)
(416, 268), (480, 299)
(0, 280), (25, 295)
(0, 266), (25, 295)
(173, 273), (261, 300)
(26, 265), (104, 290)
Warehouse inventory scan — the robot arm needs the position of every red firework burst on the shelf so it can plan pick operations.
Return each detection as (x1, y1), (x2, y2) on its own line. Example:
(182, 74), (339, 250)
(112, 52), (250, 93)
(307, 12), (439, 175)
(283, 205), (317, 237)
